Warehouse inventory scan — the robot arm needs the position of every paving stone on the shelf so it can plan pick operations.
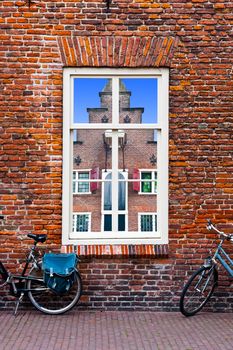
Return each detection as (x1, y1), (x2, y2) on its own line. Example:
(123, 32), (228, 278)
(0, 310), (233, 350)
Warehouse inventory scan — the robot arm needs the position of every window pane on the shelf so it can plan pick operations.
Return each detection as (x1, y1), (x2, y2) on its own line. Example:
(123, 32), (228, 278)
(73, 78), (112, 123)
(154, 215), (158, 232)
(118, 173), (126, 210)
(118, 215), (125, 231)
(141, 172), (152, 193)
(104, 214), (112, 231)
(78, 172), (89, 193)
(119, 78), (158, 124)
(104, 173), (112, 210)
(127, 138), (157, 232)
(72, 172), (76, 193)
(140, 215), (153, 232)
(103, 172), (126, 211)
(154, 172), (157, 193)
(73, 214), (89, 232)
(72, 129), (102, 232)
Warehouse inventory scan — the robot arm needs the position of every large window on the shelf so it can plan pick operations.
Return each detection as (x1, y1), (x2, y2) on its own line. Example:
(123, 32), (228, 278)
(63, 68), (169, 245)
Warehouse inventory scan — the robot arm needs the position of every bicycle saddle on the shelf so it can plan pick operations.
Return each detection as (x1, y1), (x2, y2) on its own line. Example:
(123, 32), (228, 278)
(27, 233), (47, 243)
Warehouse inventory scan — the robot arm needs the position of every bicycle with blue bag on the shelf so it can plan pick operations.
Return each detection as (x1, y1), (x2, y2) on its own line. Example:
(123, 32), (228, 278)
(0, 216), (82, 315)
(180, 220), (233, 316)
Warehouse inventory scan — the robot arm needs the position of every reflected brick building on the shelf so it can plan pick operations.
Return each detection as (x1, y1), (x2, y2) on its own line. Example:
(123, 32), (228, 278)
(73, 80), (157, 233)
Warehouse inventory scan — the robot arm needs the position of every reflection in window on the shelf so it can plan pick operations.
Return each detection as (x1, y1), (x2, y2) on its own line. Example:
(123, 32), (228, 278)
(103, 215), (126, 231)
(139, 214), (157, 232)
(73, 171), (90, 193)
(103, 172), (127, 232)
(73, 78), (111, 123)
(73, 213), (90, 232)
(141, 172), (152, 193)
(104, 173), (112, 210)
(120, 78), (158, 124)
(104, 172), (126, 210)
(104, 214), (112, 231)
(141, 171), (157, 194)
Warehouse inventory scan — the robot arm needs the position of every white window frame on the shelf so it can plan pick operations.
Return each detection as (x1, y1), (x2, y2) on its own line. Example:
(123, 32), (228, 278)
(138, 213), (158, 234)
(62, 68), (169, 245)
(139, 169), (157, 195)
(73, 169), (91, 194)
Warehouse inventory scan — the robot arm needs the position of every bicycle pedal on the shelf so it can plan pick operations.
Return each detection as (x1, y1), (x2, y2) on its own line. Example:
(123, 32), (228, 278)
(14, 293), (24, 316)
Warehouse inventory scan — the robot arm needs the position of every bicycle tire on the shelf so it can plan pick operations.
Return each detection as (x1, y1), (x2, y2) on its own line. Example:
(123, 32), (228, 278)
(0, 261), (9, 288)
(27, 265), (82, 315)
(179, 265), (218, 317)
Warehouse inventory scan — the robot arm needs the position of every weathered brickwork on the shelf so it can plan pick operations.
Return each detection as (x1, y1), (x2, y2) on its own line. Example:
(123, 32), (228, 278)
(0, 0), (233, 310)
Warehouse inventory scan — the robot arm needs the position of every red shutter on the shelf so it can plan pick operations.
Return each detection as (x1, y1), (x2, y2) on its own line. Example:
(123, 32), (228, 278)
(90, 167), (100, 192)
(133, 168), (140, 192)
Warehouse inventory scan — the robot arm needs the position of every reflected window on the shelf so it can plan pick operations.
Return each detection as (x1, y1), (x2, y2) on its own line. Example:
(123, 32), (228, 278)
(73, 213), (91, 232)
(140, 171), (157, 194)
(103, 172), (126, 211)
(139, 213), (157, 232)
(103, 215), (126, 232)
(73, 171), (90, 193)
(103, 171), (127, 231)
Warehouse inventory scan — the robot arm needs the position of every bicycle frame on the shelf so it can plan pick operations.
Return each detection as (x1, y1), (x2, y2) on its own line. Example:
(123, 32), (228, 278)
(0, 245), (44, 295)
(214, 244), (233, 278)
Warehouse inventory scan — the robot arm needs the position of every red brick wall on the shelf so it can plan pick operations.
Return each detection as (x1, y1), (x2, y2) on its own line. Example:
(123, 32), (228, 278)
(0, 0), (233, 311)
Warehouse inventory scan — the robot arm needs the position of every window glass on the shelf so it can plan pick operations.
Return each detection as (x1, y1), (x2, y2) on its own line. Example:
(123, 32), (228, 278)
(140, 171), (157, 194)
(119, 78), (158, 124)
(73, 171), (90, 193)
(103, 172), (126, 211)
(141, 172), (152, 193)
(78, 172), (89, 193)
(103, 215), (125, 231)
(73, 78), (112, 123)
(154, 172), (157, 193)
(104, 173), (112, 211)
(140, 214), (157, 232)
(73, 214), (90, 232)
(118, 215), (125, 231)
(104, 214), (112, 231)
(140, 214), (153, 231)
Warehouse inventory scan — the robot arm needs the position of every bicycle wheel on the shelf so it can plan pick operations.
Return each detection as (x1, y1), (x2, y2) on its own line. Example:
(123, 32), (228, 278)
(179, 265), (218, 317)
(27, 265), (82, 315)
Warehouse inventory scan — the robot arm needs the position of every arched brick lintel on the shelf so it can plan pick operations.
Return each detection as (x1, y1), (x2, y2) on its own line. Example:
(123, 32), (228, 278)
(57, 36), (179, 67)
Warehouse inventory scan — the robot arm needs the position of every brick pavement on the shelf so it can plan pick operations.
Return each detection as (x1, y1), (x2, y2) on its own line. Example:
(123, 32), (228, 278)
(0, 310), (232, 350)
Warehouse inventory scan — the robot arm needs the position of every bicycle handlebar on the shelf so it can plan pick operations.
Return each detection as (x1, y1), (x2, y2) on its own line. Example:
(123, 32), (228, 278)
(207, 219), (233, 241)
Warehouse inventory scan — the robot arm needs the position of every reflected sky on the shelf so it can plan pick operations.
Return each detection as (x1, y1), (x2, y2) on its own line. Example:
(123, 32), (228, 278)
(73, 78), (158, 123)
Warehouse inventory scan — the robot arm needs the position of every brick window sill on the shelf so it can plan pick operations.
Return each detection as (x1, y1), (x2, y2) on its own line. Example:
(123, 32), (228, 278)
(61, 244), (169, 258)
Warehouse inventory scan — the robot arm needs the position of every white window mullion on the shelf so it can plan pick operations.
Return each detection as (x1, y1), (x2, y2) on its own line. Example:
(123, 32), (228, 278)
(111, 78), (119, 232)
(157, 71), (169, 243)
(111, 132), (119, 232)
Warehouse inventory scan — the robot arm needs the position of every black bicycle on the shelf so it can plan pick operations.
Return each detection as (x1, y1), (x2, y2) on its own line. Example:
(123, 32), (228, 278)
(180, 220), (233, 317)
(0, 218), (82, 315)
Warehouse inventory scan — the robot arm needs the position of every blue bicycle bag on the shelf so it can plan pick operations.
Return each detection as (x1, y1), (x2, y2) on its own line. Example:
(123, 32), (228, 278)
(42, 253), (77, 295)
